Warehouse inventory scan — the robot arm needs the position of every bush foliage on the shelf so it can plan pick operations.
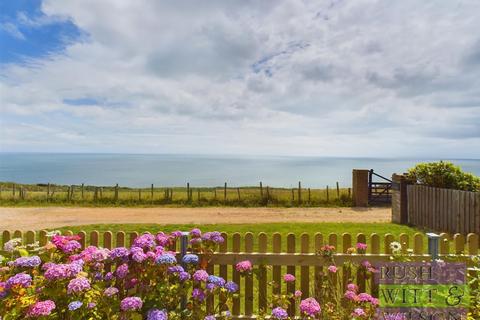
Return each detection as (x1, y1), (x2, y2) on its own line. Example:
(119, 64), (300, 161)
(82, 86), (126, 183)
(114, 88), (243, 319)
(406, 161), (480, 192)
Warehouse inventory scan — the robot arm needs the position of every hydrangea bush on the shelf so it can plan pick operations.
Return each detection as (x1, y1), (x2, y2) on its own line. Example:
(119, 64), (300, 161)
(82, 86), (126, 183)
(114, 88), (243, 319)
(0, 230), (235, 319)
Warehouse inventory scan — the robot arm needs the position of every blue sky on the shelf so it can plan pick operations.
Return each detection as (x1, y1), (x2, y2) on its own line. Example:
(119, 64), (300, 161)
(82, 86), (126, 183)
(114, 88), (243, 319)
(0, 1), (479, 157)
(0, 0), (81, 63)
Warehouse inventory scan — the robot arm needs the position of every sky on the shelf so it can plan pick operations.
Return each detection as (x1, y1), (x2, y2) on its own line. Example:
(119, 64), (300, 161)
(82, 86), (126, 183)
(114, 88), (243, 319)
(0, 0), (480, 158)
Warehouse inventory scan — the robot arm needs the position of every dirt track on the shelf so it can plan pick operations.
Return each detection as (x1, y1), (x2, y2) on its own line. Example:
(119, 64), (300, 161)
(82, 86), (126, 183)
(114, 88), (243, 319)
(0, 207), (390, 230)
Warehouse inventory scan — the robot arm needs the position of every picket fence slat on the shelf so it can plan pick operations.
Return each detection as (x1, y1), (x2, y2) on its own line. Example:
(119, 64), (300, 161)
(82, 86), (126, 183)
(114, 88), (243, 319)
(286, 234), (296, 316)
(258, 233), (267, 312)
(232, 233), (241, 315)
(244, 233), (254, 316)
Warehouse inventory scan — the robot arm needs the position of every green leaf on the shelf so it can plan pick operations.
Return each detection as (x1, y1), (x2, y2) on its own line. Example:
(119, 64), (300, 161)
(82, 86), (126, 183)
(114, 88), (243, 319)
(18, 248), (29, 257)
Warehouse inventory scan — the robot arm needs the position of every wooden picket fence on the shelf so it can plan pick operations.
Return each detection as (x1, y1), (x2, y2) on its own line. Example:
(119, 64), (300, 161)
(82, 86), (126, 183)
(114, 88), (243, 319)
(1, 230), (479, 319)
(407, 184), (480, 235)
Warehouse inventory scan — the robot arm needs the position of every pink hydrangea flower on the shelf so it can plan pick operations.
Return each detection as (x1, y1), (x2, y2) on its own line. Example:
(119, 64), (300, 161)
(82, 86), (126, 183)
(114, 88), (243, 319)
(294, 290), (302, 297)
(235, 260), (253, 273)
(344, 290), (357, 301)
(299, 298), (321, 316)
(356, 243), (367, 251)
(26, 300), (56, 317)
(283, 274), (295, 282)
(67, 277), (91, 294)
(352, 308), (366, 317)
(347, 283), (358, 292)
(328, 265), (338, 273)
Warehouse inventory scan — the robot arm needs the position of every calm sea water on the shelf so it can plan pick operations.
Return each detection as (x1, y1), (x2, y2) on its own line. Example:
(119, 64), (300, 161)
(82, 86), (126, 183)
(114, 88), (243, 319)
(0, 153), (479, 188)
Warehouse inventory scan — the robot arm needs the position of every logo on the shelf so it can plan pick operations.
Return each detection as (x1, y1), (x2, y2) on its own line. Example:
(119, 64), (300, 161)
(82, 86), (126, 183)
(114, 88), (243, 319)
(374, 262), (468, 319)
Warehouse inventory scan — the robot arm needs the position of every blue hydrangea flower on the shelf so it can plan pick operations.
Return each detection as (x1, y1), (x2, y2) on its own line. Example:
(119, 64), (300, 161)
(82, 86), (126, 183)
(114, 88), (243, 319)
(182, 254), (199, 264)
(207, 275), (226, 287)
(155, 253), (177, 265)
(68, 301), (83, 311)
(225, 281), (239, 293)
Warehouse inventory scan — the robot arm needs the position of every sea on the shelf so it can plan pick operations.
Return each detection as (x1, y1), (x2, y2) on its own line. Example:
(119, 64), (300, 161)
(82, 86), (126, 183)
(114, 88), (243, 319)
(0, 153), (479, 188)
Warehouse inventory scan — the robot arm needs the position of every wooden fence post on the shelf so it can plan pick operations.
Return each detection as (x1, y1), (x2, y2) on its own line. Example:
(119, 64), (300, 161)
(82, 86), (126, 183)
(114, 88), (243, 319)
(81, 183), (84, 200)
(138, 189), (141, 201)
(187, 183), (190, 201)
(291, 189), (295, 202)
(308, 188), (311, 203)
(237, 188), (241, 201)
(151, 184), (154, 203)
(47, 183), (50, 201)
(260, 181), (263, 198)
(266, 186), (270, 205)
(326, 186), (329, 202)
(12, 183), (15, 198)
(298, 181), (302, 205)
(336, 182), (340, 199)
(114, 184), (119, 202)
(224, 182), (227, 202)
(94, 187), (98, 201)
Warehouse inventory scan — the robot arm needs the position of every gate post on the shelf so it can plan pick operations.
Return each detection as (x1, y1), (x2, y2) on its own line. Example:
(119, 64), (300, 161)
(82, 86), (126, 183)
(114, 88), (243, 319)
(391, 174), (408, 224)
(352, 169), (369, 207)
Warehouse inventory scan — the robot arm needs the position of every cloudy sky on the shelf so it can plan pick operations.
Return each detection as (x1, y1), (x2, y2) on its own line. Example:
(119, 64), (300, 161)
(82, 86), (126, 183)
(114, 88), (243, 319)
(1, 0), (480, 157)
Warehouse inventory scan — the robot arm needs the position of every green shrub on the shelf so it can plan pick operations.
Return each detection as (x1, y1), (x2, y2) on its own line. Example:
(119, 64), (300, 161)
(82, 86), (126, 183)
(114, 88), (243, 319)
(406, 161), (480, 192)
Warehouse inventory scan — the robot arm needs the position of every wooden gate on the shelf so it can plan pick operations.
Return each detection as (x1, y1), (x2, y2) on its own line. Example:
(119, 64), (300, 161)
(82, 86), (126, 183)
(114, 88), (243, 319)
(368, 169), (392, 205)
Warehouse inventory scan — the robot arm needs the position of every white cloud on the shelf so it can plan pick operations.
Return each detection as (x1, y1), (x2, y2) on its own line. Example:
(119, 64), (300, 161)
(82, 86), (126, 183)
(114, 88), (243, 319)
(0, 22), (25, 40)
(1, 0), (480, 157)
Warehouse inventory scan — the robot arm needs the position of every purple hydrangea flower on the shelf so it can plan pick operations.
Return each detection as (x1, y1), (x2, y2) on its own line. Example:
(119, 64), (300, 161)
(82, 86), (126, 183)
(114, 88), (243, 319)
(155, 233), (171, 246)
(132, 234), (155, 249)
(116, 263), (129, 279)
(13, 256), (41, 268)
(179, 272), (190, 281)
(67, 277), (91, 294)
(272, 307), (288, 319)
(120, 296), (143, 311)
(190, 228), (201, 237)
(204, 316), (215, 320)
(192, 288), (205, 301)
(109, 247), (129, 260)
(171, 231), (183, 238)
(44, 263), (82, 281)
(193, 270), (209, 282)
(131, 247), (147, 263)
(202, 232), (224, 244)
(147, 308), (168, 320)
(6, 273), (32, 289)
(225, 281), (238, 293)
(167, 266), (184, 274)
(0, 282), (7, 299)
(104, 287), (119, 297)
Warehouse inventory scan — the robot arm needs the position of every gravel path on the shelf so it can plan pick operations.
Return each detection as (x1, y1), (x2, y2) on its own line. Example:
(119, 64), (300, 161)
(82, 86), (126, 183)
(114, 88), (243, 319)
(0, 207), (391, 230)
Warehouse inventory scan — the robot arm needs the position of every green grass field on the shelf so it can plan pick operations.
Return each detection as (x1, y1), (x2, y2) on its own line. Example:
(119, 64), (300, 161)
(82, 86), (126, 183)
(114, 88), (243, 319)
(0, 182), (354, 207)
